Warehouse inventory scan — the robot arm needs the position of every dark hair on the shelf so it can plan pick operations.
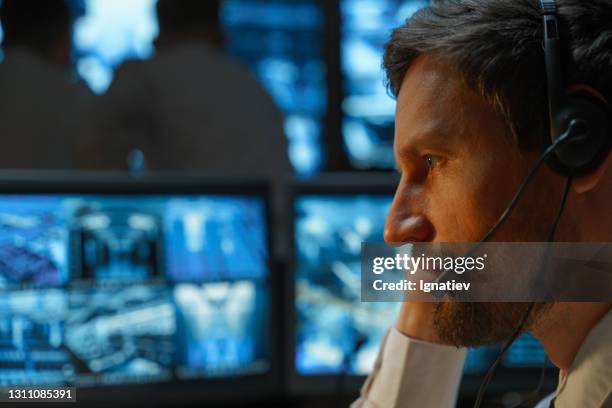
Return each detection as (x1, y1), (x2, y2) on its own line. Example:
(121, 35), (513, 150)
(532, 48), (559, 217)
(383, 0), (612, 150)
(0, 0), (71, 55)
(156, 0), (220, 33)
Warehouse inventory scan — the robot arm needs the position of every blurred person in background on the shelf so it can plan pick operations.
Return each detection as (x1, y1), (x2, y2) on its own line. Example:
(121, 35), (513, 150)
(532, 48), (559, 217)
(81, 0), (291, 181)
(80, 0), (292, 258)
(0, 0), (92, 169)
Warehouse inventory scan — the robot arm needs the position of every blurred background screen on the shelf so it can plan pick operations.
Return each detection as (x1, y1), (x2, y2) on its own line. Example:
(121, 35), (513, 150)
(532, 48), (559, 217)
(293, 193), (398, 376)
(340, 0), (427, 170)
(71, 0), (159, 94)
(0, 11), (3, 62)
(221, 0), (328, 178)
(0, 191), (271, 387)
(503, 334), (549, 368)
(0, 0), (437, 175)
(67, 0), (327, 178)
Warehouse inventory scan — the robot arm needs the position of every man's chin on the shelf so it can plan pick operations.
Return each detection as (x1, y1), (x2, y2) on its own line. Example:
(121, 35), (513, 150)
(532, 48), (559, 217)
(432, 301), (540, 348)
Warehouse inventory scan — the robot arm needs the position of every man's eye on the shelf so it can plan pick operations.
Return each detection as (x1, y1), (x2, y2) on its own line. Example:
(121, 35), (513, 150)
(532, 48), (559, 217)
(424, 154), (442, 170)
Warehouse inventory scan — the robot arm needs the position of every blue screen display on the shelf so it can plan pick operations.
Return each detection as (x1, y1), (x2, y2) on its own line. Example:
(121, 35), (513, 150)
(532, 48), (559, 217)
(463, 346), (500, 375)
(294, 195), (399, 375)
(221, 0), (327, 176)
(0, 197), (68, 287)
(71, 0), (326, 177)
(465, 334), (550, 374)
(0, 289), (69, 386)
(0, 18), (4, 62)
(503, 334), (549, 368)
(173, 281), (269, 379)
(341, 0), (427, 169)
(0, 193), (270, 387)
(72, 0), (159, 94)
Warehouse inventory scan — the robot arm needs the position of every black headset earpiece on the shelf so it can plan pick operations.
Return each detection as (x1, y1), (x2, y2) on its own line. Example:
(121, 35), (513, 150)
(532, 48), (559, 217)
(541, 0), (612, 177)
(546, 94), (612, 176)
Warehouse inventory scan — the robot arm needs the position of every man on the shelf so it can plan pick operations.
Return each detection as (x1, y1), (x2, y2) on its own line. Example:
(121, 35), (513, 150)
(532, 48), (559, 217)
(354, 0), (611, 407)
(0, 0), (92, 169)
(82, 0), (291, 180)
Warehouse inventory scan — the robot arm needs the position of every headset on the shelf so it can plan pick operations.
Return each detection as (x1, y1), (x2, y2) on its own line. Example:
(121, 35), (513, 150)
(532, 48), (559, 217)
(541, 0), (611, 177)
(433, 0), (611, 287)
(438, 0), (612, 406)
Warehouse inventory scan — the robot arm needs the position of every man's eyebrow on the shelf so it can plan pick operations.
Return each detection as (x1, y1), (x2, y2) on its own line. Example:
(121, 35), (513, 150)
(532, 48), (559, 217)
(396, 128), (454, 159)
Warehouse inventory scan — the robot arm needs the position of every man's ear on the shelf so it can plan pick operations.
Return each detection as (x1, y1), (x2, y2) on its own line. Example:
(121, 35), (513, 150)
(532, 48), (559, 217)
(573, 154), (612, 194)
(566, 84), (611, 194)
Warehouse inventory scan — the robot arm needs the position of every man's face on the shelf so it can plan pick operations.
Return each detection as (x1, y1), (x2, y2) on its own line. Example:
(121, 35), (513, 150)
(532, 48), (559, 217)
(385, 55), (563, 347)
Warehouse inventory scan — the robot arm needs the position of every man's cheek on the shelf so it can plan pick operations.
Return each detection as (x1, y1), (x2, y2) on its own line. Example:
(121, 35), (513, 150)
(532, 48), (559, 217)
(430, 176), (489, 242)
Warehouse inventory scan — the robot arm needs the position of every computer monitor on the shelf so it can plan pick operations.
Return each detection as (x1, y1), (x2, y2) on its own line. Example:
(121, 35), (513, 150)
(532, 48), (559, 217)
(341, 0), (428, 169)
(0, 173), (275, 403)
(288, 174), (399, 393)
(221, 0), (328, 176)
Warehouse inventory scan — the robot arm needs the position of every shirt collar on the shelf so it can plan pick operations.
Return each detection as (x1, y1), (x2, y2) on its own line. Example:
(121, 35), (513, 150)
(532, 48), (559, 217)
(554, 310), (612, 407)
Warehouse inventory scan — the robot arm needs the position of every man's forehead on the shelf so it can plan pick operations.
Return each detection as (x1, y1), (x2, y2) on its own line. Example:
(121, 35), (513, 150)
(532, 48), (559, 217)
(394, 54), (500, 150)
(396, 55), (468, 134)
(398, 55), (462, 108)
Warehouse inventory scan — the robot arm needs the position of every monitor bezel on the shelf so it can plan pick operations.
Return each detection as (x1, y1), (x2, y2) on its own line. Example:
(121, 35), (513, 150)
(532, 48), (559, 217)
(0, 170), (282, 405)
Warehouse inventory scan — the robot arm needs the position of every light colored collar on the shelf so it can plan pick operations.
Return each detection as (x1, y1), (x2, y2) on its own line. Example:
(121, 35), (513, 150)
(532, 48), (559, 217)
(554, 310), (612, 407)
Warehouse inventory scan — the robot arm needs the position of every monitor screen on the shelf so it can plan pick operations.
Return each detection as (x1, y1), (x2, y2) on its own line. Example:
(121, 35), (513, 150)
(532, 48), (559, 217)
(341, 0), (428, 169)
(0, 17), (4, 62)
(503, 334), (549, 368)
(464, 335), (549, 374)
(221, 0), (327, 176)
(463, 346), (500, 375)
(294, 194), (399, 376)
(0, 191), (270, 387)
(72, 0), (159, 94)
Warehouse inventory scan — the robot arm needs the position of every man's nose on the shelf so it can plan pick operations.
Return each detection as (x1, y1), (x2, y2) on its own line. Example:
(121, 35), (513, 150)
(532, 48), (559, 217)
(384, 213), (433, 244)
(384, 186), (433, 244)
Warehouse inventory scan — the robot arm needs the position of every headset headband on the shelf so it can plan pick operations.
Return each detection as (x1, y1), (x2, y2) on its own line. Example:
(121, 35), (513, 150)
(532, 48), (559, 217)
(540, 0), (565, 140)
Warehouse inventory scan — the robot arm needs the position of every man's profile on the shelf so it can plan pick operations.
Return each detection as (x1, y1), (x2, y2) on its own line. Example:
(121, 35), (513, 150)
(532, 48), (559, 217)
(354, 0), (612, 407)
